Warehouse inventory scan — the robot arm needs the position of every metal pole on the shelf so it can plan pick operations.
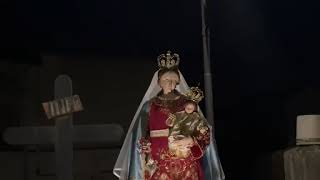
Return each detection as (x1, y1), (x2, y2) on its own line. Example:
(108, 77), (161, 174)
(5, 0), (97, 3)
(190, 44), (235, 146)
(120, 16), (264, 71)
(201, 0), (215, 126)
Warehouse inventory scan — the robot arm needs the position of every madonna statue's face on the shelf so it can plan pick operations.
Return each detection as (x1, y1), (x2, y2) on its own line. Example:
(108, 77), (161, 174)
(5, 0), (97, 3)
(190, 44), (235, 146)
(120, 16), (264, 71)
(158, 71), (180, 94)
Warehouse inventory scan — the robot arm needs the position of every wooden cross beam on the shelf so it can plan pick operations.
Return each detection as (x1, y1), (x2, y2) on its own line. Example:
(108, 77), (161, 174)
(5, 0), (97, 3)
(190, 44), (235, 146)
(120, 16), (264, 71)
(2, 75), (124, 180)
(3, 124), (124, 146)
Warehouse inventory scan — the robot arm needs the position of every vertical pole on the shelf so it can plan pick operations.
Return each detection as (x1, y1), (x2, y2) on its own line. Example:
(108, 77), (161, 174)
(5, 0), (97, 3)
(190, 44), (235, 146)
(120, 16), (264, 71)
(201, 0), (214, 126)
(54, 75), (74, 180)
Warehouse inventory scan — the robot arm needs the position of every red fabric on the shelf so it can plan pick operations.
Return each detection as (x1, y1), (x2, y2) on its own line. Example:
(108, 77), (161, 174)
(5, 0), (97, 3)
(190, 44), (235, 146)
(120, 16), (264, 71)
(147, 102), (204, 180)
(149, 103), (170, 130)
(191, 143), (204, 160)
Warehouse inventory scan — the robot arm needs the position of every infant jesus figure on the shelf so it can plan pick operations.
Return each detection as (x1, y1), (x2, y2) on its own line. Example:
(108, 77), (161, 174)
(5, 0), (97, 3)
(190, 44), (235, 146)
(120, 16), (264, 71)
(166, 87), (210, 159)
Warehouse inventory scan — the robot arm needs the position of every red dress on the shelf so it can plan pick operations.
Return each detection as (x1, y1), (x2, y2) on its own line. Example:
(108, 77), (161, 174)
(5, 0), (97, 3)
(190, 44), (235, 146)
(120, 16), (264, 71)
(144, 95), (208, 180)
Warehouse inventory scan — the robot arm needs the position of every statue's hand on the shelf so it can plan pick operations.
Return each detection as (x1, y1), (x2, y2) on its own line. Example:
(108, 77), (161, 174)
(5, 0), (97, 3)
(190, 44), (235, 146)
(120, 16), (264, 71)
(166, 113), (176, 127)
(138, 137), (151, 154)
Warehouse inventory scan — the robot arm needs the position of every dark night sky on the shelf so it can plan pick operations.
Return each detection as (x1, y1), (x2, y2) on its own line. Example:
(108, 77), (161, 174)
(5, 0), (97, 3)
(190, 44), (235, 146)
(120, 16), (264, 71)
(2, 0), (320, 179)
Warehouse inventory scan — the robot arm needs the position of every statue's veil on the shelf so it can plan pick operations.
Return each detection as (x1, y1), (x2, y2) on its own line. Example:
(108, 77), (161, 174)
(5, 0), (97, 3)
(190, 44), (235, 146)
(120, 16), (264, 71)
(113, 70), (225, 180)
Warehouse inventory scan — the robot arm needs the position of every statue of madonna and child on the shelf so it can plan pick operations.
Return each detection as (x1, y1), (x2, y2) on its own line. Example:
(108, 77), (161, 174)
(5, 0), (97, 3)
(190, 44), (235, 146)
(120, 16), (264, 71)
(113, 51), (224, 180)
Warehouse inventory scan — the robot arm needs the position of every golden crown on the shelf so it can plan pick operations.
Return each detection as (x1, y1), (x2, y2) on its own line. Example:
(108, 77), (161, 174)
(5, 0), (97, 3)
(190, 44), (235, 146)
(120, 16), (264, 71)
(185, 87), (204, 104)
(157, 51), (180, 69)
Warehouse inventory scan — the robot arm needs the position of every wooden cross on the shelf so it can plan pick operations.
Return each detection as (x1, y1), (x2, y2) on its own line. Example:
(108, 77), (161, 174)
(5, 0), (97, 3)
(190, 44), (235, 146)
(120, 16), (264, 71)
(3, 75), (124, 180)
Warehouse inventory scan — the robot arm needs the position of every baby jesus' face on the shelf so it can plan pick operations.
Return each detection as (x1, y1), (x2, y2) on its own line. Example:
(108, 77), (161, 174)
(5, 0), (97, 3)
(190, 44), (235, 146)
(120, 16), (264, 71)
(184, 102), (196, 114)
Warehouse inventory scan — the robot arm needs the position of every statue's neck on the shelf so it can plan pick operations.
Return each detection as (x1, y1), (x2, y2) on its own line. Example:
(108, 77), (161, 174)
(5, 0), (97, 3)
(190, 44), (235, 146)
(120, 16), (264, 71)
(158, 90), (180, 100)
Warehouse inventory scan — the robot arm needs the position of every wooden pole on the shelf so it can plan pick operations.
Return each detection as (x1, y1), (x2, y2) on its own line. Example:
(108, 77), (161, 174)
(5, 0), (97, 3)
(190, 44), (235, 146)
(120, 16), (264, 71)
(54, 75), (74, 180)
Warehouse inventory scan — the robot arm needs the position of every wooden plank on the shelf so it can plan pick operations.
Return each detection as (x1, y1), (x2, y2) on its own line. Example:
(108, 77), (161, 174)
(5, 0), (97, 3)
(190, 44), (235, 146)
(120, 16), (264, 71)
(72, 124), (124, 144)
(3, 126), (55, 145)
(3, 124), (124, 145)
(54, 75), (74, 180)
(42, 95), (83, 120)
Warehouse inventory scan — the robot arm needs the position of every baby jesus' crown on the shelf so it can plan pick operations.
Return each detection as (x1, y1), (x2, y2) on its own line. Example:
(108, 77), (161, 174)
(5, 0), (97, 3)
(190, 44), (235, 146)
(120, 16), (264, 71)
(157, 51), (180, 69)
(185, 87), (204, 104)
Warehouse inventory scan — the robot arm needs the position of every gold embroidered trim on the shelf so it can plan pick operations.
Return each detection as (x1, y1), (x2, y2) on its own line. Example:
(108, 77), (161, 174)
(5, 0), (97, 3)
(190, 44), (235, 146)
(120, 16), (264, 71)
(150, 129), (169, 137)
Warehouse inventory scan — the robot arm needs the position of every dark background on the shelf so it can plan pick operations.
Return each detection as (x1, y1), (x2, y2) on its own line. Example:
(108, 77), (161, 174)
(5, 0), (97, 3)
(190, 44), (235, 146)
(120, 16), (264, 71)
(1, 0), (320, 179)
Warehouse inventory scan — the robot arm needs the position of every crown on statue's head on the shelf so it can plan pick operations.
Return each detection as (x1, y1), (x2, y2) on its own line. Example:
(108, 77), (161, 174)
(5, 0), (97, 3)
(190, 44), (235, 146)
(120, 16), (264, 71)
(185, 87), (204, 104)
(157, 51), (180, 70)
